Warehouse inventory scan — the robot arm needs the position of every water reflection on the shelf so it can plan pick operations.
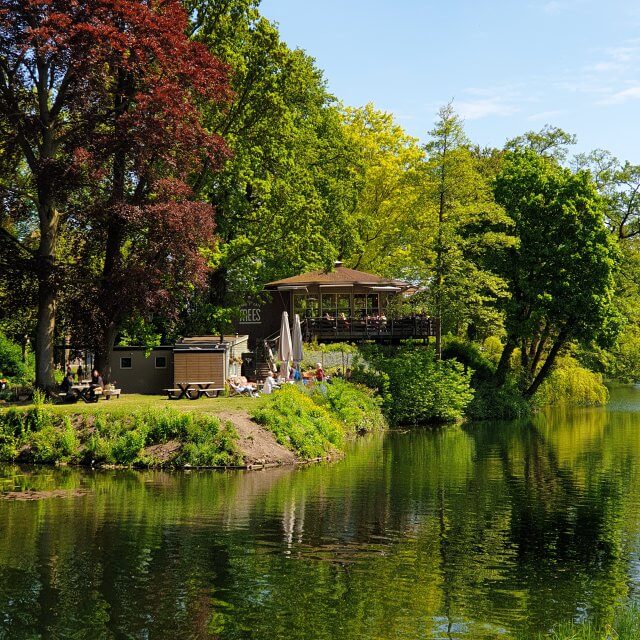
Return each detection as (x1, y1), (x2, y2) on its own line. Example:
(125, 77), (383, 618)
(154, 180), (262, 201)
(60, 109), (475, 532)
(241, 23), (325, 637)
(2, 389), (640, 639)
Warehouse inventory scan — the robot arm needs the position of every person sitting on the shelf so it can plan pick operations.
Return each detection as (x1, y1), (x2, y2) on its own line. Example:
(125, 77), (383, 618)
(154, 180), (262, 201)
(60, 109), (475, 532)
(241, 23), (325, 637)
(315, 362), (326, 382)
(89, 368), (103, 400)
(262, 371), (277, 395)
(0, 373), (7, 391)
(324, 312), (334, 321)
(59, 372), (77, 402)
(229, 376), (258, 397)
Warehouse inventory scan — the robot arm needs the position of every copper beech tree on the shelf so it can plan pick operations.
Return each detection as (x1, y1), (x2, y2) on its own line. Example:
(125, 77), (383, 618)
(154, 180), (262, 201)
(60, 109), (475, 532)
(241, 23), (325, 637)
(0, 0), (230, 387)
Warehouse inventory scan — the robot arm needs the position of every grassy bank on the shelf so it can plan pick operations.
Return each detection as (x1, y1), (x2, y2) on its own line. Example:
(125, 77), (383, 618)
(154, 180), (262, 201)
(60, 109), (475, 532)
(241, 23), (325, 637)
(0, 380), (386, 468)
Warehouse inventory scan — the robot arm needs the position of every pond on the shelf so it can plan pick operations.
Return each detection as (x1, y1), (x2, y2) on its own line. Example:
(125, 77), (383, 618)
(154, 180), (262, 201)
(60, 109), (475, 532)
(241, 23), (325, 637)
(2, 386), (640, 639)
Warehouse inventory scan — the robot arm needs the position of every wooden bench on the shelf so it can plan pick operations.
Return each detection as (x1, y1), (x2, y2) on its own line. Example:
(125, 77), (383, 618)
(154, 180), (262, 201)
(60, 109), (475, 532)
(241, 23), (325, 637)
(201, 388), (224, 398)
(103, 388), (121, 400)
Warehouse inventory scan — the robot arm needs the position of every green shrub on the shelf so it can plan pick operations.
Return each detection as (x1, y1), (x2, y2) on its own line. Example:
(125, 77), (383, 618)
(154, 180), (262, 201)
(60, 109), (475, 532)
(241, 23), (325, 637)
(465, 376), (531, 420)
(173, 416), (240, 466)
(535, 356), (609, 407)
(443, 337), (495, 382)
(0, 332), (25, 379)
(311, 378), (386, 433)
(111, 427), (148, 464)
(349, 366), (391, 408)
(0, 432), (19, 461)
(252, 385), (343, 458)
(365, 346), (474, 425)
(442, 338), (530, 420)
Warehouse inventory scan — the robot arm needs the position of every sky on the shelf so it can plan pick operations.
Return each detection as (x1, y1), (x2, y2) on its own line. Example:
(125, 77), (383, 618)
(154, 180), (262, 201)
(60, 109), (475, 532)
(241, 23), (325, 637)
(259, 0), (640, 162)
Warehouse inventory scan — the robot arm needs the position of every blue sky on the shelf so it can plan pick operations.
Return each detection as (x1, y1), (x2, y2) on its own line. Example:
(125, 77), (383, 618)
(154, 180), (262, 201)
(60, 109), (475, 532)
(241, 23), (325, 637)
(260, 0), (640, 162)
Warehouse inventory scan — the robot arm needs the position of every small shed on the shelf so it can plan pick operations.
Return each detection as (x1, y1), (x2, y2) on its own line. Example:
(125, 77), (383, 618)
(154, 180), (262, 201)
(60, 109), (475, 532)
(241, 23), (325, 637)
(110, 335), (249, 395)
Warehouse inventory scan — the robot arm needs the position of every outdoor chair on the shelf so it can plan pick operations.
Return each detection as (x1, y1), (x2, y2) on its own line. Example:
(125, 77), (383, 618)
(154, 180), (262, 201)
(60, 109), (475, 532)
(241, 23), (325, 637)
(228, 376), (259, 398)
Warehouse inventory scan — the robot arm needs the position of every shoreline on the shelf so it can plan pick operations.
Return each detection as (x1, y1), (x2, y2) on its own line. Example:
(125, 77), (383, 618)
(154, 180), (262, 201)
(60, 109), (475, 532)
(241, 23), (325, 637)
(0, 382), (386, 470)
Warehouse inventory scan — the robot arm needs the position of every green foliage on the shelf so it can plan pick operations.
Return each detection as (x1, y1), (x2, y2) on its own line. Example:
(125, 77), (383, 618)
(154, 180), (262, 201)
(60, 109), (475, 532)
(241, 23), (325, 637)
(534, 603), (640, 640)
(0, 331), (25, 378)
(535, 356), (609, 407)
(493, 150), (622, 397)
(365, 346), (474, 425)
(465, 376), (531, 421)
(310, 378), (386, 434)
(0, 406), (241, 467)
(349, 366), (391, 408)
(251, 385), (343, 458)
(442, 337), (530, 420)
(607, 324), (640, 382)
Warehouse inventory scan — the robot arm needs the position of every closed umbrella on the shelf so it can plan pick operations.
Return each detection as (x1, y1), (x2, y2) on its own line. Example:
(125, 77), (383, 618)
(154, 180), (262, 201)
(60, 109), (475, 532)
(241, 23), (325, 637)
(292, 314), (304, 373)
(278, 311), (293, 379)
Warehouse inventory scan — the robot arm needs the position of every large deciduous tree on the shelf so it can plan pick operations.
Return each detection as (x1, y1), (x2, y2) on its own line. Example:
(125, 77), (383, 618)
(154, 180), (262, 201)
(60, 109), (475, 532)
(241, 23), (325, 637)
(0, 0), (229, 386)
(181, 0), (358, 333)
(493, 150), (621, 397)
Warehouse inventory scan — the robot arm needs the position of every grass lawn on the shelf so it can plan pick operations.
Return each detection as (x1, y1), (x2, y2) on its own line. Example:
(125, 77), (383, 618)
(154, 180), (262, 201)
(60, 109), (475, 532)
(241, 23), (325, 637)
(0, 393), (264, 417)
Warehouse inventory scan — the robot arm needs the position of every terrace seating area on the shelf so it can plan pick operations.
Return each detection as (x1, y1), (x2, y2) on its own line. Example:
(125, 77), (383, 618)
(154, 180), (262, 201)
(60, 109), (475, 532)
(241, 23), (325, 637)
(303, 315), (436, 342)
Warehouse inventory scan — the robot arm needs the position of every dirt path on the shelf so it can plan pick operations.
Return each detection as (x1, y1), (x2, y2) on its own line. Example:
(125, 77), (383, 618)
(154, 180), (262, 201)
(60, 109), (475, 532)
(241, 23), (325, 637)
(216, 410), (297, 467)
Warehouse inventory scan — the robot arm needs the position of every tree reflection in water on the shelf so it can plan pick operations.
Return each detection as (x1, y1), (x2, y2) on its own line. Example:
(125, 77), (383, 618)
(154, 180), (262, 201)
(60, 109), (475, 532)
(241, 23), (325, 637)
(2, 389), (640, 639)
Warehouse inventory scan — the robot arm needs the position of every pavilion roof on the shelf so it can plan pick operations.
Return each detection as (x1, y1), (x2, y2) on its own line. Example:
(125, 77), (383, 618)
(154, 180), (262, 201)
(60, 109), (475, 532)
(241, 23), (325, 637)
(265, 265), (410, 289)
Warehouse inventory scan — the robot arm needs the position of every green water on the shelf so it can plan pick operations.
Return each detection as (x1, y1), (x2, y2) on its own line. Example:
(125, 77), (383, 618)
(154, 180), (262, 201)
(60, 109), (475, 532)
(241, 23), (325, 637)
(3, 388), (640, 639)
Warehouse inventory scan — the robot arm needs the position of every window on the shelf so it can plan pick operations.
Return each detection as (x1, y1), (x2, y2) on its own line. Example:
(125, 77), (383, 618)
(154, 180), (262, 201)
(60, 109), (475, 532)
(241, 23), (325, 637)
(337, 294), (351, 315)
(354, 293), (379, 317)
(293, 294), (307, 316)
(155, 356), (167, 369)
(120, 357), (132, 369)
(321, 293), (337, 317)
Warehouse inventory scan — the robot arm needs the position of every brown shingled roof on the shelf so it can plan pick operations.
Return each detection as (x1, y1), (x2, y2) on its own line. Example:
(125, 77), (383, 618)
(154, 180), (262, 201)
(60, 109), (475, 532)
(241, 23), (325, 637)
(265, 266), (409, 288)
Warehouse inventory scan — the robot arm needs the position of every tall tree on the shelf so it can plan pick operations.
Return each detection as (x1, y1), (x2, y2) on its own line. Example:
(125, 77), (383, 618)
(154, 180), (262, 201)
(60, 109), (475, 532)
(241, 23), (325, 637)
(0, 0), (229, 385)
(182, 0), (358, 332)
(339, 103), (424, 277)
(493, 150), (620, 397)
(421, 104), (511, 353)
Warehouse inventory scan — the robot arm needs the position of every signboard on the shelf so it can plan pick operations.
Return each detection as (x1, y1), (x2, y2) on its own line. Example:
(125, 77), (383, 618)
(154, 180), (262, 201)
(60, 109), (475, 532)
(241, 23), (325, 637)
(239, 306), (261, 325)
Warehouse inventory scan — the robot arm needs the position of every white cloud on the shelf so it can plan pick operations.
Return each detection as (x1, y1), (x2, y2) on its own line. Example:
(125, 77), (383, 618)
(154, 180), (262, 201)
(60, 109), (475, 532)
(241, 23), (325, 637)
(456, 98), (519, 120)
(600, 86), (640, 105)
(542, 1), (563, 14)
(527, 109), (565, 121)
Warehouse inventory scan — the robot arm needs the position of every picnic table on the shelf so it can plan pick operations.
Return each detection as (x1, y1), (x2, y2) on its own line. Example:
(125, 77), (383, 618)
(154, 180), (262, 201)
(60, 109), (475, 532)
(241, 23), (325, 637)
(166, 382), (222, 400)
(70, 384), (102, 403)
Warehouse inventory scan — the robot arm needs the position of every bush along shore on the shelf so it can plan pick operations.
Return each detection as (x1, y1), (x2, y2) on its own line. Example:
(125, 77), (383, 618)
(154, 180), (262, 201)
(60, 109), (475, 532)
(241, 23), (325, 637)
(0, 381), (386, 469)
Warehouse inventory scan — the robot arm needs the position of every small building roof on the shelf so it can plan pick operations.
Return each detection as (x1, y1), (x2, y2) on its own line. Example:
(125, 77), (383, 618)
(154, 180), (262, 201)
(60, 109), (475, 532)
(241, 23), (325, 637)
(265, 265), (409, 290)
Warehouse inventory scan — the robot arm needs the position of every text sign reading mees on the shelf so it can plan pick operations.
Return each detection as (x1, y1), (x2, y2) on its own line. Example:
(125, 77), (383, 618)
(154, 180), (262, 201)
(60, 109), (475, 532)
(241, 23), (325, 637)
(239, 307), (261, 324)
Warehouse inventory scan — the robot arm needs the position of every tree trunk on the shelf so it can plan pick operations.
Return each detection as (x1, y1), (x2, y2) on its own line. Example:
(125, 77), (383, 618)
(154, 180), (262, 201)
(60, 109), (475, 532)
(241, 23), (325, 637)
(93, 320), (118, 383)
(524, 328), (569, 399)
(495, 336), (517, 386)
(35, 204), (59, 390)
(209, 266), (228, 306)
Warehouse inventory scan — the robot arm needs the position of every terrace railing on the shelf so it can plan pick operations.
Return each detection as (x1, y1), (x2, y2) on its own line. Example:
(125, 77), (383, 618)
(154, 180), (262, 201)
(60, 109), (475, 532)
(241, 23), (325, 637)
(302, 315), (437, 342)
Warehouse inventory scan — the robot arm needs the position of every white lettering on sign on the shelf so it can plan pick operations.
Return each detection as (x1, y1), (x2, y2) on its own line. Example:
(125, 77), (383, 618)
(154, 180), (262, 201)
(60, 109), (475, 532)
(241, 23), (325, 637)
(239, 308), (261, 324)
